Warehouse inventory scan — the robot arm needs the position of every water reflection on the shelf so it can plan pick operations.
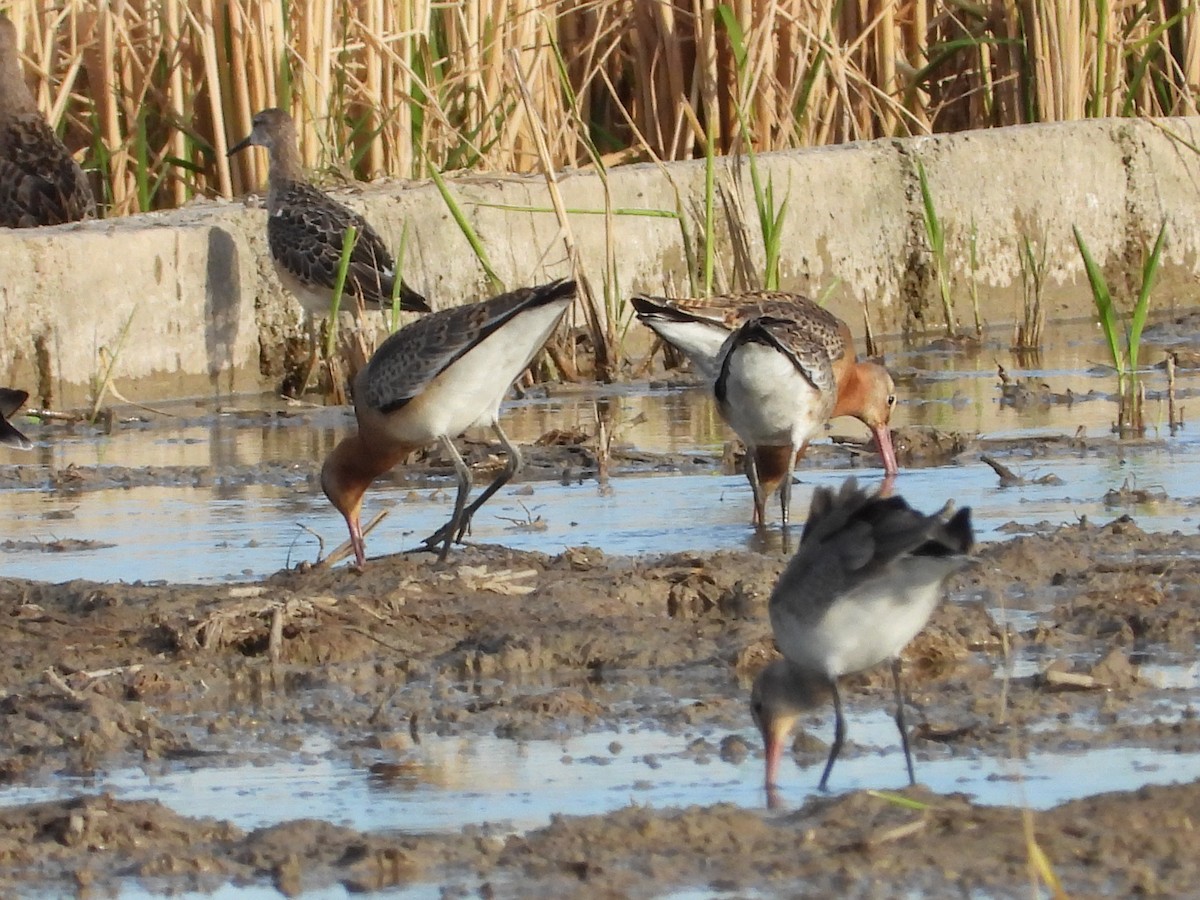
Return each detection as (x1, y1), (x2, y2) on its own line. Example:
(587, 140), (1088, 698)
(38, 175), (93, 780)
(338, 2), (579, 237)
(1, 319), (1197, 583)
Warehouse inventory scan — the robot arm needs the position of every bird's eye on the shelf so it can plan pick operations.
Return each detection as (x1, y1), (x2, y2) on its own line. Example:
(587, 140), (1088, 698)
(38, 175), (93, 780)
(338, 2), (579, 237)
(887, 394), (897, 408)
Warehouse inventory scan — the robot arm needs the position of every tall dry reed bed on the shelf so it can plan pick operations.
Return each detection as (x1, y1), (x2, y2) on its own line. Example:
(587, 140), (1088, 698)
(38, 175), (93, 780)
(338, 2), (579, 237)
(8, 0), (1200, 215)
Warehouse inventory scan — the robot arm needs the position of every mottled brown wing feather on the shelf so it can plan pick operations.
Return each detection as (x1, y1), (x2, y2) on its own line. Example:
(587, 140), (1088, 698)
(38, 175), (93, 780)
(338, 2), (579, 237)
(0, 116), (95, 227)
(267, 180), (427, 311)
(636, 291), (849, 363)
(714, 315), (838, 406)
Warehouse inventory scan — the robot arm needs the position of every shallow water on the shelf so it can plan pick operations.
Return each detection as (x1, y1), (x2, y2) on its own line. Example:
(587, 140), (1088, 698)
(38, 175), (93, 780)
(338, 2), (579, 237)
(1, 448), (1198, 584)
(5, 690), (1198, 841)
(1, 319), (1197, 583)
(1, 320), (1199, 890)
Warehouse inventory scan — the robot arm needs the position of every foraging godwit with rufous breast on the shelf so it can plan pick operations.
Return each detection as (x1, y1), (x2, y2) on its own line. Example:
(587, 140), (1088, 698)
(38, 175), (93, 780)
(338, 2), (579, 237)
(228, 108), (429, 320)
(321, 279), (576, 567)
(751, 478), (973, 797)
(0, 15), (95, 228)
(631, 291), (898, 526)
(0, 388), (32, 449)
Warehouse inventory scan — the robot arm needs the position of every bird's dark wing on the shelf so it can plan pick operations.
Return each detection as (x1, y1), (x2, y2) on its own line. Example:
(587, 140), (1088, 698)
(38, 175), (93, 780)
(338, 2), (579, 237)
(362, 279), (576, 413)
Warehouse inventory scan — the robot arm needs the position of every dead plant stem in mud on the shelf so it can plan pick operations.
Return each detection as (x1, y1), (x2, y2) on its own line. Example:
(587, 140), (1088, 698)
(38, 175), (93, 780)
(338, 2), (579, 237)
(316, 509), (389, 569)
(88, 307), (138, 424)
(509, 47), (613, 383)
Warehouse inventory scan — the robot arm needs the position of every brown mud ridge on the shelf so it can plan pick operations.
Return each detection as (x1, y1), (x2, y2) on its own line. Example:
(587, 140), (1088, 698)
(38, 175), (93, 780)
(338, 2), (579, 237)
(1, 515), (1198, 896)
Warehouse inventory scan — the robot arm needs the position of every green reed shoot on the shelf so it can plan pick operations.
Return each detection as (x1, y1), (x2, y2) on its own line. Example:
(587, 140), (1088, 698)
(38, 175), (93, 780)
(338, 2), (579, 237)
(717, 4), (790, 291)
(1014, 230), (1048, 353)
(427, 163), (504, 295)
(1073, 223), (1166, 376)
(325, 225), (358, 361)
(1074, 221), (1167, 437)
(917, 160), (954, 335)
(1129, 222), (1168, 373)
(388, 221), (411, 333)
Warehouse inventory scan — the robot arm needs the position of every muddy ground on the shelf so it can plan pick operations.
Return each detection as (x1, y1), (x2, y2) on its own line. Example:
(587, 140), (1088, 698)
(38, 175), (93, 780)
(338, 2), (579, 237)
(1, 440), (1199, 900)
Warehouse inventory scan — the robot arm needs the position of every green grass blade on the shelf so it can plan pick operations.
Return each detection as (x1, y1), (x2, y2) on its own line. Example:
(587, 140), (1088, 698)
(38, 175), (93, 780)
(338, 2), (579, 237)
(427, 162), (504, 294)
(325, 225), (357, 360)
(866, 790), (932, 811)
(1129, 221), (1168, 372)
(1073, 225), (1125, 374)
(389, 221), (410, 333)
(916, 161), (944, 255)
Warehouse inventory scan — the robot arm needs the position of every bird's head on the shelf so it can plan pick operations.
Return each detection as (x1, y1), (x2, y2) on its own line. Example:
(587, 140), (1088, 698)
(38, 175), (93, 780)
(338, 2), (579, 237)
(835, 361), (898, 475)
(750, 659), (829, 788)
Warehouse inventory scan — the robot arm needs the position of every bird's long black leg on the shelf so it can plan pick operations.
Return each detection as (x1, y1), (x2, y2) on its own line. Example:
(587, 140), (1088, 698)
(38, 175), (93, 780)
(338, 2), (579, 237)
(818, 681), (845, 791)
(453, 422), (522, 541)
(420, 435), (473, 560)
(892, 657), (916, 785)
(779, 446), (795, 529)
(746, 452), (767, 529)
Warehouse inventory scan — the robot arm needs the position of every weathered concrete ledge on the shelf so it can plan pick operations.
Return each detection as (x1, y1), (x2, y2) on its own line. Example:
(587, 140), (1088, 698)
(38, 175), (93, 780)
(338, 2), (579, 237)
(2, 116), (1198, 405)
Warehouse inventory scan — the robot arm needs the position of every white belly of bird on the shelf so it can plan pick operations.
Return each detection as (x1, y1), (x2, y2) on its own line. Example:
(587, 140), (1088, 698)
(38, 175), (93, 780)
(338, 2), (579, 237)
(381, 300), (569, 445)
(771, 558), (956, 679)
(718, 342), (826, 447)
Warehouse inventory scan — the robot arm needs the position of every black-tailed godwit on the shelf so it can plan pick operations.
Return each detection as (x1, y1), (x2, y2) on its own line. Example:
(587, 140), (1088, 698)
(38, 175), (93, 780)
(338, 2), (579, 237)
(321, 279), (576, 567)
(751, 478), (973, 795)
(632, 291), (898, 525)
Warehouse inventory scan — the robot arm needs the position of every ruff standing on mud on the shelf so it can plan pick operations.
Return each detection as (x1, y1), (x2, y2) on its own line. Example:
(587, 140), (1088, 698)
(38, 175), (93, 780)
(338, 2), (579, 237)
(0, 388), (32, 449)
(227, 108), (429, 320)
(751, 478), (973, 794)
(0, 15), (95, 228)
(631, 292), (897, 526)
(322, 279), (576, 567)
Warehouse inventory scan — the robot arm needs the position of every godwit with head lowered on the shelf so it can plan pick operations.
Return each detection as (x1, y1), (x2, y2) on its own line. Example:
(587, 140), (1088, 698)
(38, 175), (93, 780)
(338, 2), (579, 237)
(631, 291), (897, 526)
(751, 478), (973, 795)
(0, 15), (95, 228)
(227, 108), (429, 320)
(322, 279), (576, 567)
(0, 388), (32, 449)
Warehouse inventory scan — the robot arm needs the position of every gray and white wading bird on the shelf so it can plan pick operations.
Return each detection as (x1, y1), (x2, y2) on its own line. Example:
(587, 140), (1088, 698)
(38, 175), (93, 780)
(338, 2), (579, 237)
(0, 15), (96, 228)
(751, 478), (973, 795)
(227, 107), (429, 325)
(630, 292), (897, 527)
(321, 279), (576, 567)
(0, 388), (32, 449)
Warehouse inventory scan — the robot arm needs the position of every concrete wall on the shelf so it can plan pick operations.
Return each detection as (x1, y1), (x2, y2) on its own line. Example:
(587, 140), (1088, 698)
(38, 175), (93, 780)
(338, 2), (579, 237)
(2, 116), (1199, 405)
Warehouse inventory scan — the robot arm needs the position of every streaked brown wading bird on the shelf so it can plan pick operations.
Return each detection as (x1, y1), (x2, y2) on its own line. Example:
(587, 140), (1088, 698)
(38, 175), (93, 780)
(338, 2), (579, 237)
(0, 15), (95, 228)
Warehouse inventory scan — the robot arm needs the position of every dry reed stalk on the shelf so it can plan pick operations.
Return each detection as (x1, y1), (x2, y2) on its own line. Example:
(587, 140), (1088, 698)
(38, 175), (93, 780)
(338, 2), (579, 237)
(10, 0), (1200, 218)
(509, 45), (608, 381)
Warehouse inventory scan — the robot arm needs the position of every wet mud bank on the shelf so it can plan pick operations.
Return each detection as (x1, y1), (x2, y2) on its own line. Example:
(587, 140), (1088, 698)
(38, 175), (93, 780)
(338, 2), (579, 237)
(1, 515), (1198, 896)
